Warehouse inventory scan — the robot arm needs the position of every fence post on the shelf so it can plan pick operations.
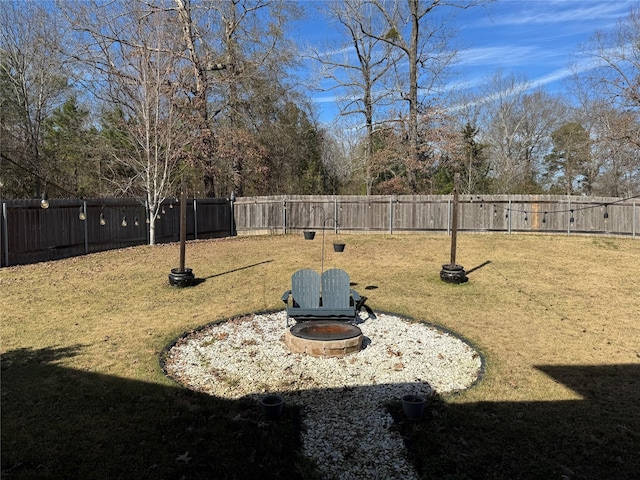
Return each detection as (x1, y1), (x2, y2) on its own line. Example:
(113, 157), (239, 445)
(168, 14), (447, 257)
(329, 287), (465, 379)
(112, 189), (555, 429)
(634, 201), (637, 238)
(389, 197), (393, 234)
(447, 198), (451, 235)
(283, 197), (287, 234)
(1, 202), (7, 266)
(83, 200), (89, 254)
(334, 196), (338, 234)
(567, 196), (571, 236)
(193, 199), (198, 239)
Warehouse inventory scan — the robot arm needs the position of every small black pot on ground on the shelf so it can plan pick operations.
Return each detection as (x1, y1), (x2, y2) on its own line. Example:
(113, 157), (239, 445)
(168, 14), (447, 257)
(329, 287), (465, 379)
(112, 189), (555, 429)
(168, 267), (195, 288)
(440, 264), (467, 284)
(333, 242), (346, 252)
(260, 394), (284, 420)
(401, 394), (426, 420)
(303, 231), (316, 240)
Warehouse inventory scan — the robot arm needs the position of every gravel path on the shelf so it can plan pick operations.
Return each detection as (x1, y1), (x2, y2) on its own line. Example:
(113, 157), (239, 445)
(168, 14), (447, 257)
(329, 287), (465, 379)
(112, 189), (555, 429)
(164, 311), (483, 480)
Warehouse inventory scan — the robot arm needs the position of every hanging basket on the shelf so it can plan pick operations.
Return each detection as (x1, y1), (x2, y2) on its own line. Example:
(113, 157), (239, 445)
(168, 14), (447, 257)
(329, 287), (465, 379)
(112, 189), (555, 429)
(333, 242), (346, 252)
(303, 231), (316, 240)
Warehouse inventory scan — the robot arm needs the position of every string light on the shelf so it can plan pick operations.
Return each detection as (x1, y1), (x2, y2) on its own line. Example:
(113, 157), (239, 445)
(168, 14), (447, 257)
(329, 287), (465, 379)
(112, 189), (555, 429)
(604, 205), (609, 219)
(99, 212), (106, 226)
(542, 212), (547, 224)
(78, 205), (86, 221)
(524, 211), (528, 223)
(570, 210), (575, 223)
(40, 193), (49, 209)
(134, 216), (139, 226)
(121, 216), (128, 227)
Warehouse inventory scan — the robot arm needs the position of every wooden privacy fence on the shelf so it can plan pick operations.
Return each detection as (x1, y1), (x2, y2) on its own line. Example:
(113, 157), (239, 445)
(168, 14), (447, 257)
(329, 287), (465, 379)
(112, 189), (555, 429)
(0, 197), (232, 267)
(234, 194), (639, 237)
(1, 194), (638, 267)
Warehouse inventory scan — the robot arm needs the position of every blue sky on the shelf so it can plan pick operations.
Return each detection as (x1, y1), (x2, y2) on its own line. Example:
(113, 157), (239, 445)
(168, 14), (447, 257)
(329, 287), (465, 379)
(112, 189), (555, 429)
(296, 0), (638, 124)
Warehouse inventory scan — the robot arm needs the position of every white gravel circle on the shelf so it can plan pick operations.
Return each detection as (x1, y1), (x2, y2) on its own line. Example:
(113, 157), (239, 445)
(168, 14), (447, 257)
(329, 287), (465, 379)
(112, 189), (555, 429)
(164, 310), (483, 480)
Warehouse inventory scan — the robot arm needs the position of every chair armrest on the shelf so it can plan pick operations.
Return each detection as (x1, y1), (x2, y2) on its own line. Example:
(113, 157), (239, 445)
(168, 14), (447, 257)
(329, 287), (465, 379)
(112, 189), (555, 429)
(350, 289), (361, 302)
(281, 290), (292, 303)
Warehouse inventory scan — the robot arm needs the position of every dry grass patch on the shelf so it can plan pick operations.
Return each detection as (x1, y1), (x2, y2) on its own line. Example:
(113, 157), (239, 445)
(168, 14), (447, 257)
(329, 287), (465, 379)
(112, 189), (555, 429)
(2, 233), (639, 479)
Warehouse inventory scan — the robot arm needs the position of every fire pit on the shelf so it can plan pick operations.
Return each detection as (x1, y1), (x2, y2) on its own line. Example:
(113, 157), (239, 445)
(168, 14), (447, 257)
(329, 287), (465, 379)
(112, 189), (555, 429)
(284, 321), (363, 357)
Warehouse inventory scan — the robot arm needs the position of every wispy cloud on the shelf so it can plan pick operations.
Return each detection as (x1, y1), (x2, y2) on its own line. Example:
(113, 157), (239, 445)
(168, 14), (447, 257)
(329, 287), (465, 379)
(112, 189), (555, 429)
(484, 1), (633, 27)
(456, 45), (540, 67)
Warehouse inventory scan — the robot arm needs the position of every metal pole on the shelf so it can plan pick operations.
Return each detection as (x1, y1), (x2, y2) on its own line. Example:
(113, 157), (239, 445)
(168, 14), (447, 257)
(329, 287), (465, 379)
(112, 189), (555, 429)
(508, 199), (512, 234)
(179, 178), (187, 272)
(450, 174), (459, 266)
(321, 208), (325, 274)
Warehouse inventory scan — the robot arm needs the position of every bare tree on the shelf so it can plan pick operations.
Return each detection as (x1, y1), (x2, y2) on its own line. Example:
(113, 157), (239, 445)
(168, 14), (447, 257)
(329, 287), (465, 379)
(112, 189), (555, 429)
(358, 0), (490, 191)
(0, 0), (71, 198)
(64, 0), (188, 244)
(573, 6), (640, 196)
(479, 71), (568, 193)
(581, 6), (640, 111)
(309, 0), (398, 194)
(201, 0), (303, 196)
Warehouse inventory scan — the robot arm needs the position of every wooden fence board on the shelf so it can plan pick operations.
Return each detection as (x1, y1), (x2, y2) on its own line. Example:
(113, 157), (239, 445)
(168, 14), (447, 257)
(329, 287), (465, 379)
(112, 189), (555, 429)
(1, 194), (637, 267)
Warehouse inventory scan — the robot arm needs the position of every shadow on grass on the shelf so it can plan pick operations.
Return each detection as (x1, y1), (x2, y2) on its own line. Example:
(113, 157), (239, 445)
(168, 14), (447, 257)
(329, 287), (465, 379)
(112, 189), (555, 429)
(200, 260), (274, 281)
(392, 364), (640, 480)
(465, 260), (492, 276)
(3, 346), (639, 480)
(0, 346), (308, 480)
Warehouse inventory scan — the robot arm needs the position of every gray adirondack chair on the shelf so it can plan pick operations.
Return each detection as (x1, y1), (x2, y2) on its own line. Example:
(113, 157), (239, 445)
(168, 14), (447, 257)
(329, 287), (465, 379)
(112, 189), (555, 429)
(321, 268), (361, 323)
(282, 268), (362, 326)
(281, 269), (321, 326)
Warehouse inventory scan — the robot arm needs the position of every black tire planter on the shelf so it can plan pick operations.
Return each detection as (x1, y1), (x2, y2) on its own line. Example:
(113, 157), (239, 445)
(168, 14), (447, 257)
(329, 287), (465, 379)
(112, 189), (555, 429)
(168, 267), (195, 288)
(333, 243), (346, 252)
(303, 231), (316, 240)
(440, 264), (467, 284)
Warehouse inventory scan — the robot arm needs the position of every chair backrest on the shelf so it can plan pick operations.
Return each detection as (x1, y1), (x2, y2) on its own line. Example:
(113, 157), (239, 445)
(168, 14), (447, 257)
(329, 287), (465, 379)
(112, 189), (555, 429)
(291, 269), (321, 308)
(321, 268), (350, 308)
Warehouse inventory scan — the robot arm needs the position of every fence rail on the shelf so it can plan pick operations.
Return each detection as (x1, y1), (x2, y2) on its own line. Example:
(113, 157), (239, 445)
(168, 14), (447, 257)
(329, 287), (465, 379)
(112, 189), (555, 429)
(1, 194), (637, 267)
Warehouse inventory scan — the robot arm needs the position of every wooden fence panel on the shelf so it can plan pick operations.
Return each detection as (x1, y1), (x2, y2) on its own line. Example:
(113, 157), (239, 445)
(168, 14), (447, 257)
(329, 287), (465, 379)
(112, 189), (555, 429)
(2, 194), (637, 267)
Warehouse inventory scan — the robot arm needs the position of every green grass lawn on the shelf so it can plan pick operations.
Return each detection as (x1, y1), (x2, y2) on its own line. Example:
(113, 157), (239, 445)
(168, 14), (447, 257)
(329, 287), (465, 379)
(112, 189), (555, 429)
(2, 233), (639, 479)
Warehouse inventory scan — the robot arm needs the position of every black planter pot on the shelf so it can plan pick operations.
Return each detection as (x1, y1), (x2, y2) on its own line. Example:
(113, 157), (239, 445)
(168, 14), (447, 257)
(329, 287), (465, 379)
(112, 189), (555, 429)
(303, 231), (316, 240)
(333, 242), (346, 252)
(440, 264), (467, 284)
(401, 394), (426, 420)
(260, 394), (284, 420)
(168, 267), (195, 288)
